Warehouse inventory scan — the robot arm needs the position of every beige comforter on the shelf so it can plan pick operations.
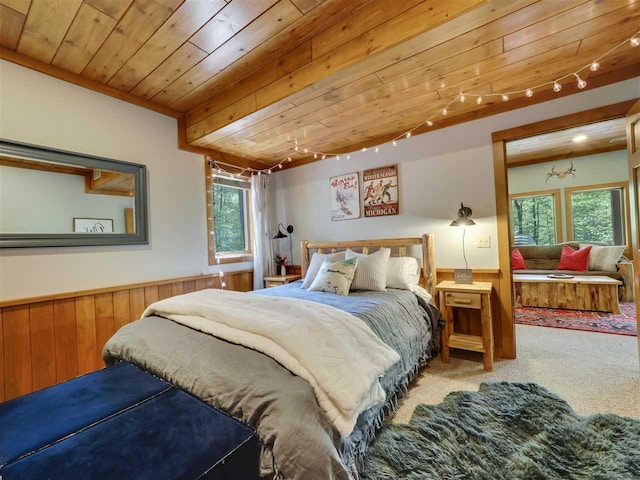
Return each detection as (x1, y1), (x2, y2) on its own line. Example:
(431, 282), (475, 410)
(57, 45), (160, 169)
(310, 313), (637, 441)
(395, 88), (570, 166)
(141, 288), (400, 437)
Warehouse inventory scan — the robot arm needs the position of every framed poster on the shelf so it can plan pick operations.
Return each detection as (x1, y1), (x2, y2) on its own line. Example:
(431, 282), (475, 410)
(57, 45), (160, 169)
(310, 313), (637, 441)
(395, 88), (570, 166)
(330, 172), (360, 221)
(362, 164), (399, 217)
(73, 218), (114, 233)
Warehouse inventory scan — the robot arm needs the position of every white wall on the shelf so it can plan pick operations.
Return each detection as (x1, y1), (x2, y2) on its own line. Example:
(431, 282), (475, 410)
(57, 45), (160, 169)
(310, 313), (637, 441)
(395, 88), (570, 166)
(508, 150), (629, 243)
(508, 150), (629, 194)
(0, 166), (134, 233)
(271, 78), (639, 269)
(0, 60), (241, 301)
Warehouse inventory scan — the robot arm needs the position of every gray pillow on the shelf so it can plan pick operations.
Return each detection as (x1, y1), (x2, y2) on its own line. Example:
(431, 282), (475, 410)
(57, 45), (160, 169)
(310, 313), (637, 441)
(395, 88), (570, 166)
(579, 244), (625, 271)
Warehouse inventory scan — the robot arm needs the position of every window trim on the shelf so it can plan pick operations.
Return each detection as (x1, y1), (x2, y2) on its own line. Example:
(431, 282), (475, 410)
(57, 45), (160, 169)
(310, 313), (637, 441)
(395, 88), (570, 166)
(564, 181), (631, 258)
(205, 161), (253, 266)
(508, 189), (562, 245)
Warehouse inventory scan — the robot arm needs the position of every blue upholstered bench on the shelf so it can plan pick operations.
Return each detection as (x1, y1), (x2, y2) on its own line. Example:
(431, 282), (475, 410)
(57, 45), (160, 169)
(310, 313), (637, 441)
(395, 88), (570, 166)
(0, 362), (260, 480)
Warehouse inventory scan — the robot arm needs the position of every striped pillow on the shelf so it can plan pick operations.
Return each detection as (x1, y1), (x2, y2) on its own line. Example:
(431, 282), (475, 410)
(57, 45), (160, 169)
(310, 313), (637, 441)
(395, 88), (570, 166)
(345, 247), (390, 291)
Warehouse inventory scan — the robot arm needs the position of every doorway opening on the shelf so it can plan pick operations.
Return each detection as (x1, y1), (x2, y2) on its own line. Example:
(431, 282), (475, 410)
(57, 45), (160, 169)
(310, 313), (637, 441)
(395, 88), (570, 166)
(492, 100), (640, 353)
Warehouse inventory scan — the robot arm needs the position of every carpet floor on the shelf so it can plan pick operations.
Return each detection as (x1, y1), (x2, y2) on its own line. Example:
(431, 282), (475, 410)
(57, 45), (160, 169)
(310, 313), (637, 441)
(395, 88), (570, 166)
(365, 382), (640, 479)
(515, 302), (637, 336)
(392, 325), (640, 424)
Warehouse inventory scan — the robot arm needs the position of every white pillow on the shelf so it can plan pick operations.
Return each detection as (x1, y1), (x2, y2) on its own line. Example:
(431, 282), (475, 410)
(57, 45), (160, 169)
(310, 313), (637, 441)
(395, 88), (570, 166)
(345, 247), (391, 291)
(308, 258), (357, 296)
(302, 251), (345, 288)
(386, 257), (420, 290)
(579, 244), (625, 271)
(410, 284), (433, 306)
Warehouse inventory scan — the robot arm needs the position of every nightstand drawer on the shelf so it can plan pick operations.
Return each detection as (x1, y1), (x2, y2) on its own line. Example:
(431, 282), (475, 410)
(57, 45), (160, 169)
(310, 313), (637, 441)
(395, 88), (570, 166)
(265, 280), (281, 288)
(445, 292), (481, 309)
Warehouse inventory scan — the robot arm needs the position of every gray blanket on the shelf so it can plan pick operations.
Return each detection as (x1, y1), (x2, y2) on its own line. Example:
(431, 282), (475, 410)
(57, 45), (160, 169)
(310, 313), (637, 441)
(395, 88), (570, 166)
(103, 285), (439, 479)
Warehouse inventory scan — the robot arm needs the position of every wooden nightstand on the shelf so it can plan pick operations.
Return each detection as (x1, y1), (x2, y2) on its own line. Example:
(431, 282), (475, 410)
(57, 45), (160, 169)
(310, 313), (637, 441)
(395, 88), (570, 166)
(263, 274), (302, 288)
(435, 281), (494, 371)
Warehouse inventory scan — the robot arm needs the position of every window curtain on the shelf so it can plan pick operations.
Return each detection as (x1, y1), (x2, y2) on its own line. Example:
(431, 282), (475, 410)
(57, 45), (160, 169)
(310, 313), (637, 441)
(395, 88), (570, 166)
(251, 173), (274, 290)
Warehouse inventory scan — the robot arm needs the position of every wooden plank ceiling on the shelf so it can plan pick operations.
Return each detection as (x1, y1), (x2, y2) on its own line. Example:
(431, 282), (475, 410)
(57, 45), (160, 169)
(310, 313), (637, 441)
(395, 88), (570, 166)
(1, 0), (639, 170)
(506, 117), (628, 167)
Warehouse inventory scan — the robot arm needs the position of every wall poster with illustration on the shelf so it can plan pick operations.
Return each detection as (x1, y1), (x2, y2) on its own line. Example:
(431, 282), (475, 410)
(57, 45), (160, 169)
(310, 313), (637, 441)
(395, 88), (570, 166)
(362, 164), (399, 217)
(330, 172), (360, 221)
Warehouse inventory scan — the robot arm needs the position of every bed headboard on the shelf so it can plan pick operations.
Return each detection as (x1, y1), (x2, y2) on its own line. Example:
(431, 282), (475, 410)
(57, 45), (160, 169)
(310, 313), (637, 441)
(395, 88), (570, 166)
(300, 234), (436, 297)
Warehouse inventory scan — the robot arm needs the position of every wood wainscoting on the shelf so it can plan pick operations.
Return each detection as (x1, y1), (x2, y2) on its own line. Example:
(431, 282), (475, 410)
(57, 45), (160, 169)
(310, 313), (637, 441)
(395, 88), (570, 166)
(436, 269), (504, 358)
(0, 270), (253, 403)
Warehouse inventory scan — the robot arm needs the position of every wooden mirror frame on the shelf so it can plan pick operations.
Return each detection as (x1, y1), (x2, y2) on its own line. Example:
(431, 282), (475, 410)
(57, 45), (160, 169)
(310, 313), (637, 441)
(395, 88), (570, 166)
(0, 139), (148, 248)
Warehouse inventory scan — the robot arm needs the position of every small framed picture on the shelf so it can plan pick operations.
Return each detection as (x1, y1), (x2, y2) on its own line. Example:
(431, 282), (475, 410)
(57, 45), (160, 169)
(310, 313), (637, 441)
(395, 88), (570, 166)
(73, 218), (114, 233)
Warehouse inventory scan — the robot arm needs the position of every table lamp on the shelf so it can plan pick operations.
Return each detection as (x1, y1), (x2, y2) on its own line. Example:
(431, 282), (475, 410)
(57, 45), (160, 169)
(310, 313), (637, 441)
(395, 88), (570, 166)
(450, 203), (475, 284)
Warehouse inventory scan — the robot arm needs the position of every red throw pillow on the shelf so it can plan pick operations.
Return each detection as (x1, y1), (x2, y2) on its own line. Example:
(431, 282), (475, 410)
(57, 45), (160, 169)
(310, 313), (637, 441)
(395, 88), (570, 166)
(511, 248), (527, 270)
(557, 245), (591, 271)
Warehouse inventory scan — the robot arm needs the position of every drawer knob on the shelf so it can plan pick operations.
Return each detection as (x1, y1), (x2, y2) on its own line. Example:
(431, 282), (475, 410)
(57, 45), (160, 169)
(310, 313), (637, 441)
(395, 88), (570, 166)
(451, 297), (472, 304)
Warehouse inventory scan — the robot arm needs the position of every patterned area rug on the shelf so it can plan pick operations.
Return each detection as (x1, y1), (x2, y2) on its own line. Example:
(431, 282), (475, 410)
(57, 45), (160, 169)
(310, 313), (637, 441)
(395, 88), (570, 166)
(515, 302), (637, 336)
(362, 382), (640, 480)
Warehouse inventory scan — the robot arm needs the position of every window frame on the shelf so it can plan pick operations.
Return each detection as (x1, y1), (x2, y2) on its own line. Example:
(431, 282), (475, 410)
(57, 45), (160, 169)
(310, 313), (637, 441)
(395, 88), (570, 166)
(564, 181), (631, 257)
(508, 189), (562, 245)
(205, 163), (253, 266)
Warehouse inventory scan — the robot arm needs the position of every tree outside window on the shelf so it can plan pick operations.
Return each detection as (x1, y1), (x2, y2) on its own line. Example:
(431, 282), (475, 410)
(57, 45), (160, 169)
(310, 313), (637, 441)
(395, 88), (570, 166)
(570, 187), (625, 245)
(511, 194), (558, 245)
(213, 183), (248, 253)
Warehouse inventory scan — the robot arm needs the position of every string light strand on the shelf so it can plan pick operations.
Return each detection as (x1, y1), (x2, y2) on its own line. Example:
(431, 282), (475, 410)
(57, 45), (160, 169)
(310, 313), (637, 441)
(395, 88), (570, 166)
(209, 30), (640, 177)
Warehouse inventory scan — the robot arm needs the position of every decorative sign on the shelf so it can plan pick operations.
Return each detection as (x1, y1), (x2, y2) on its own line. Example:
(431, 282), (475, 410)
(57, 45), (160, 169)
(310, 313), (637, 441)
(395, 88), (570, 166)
(73, 218), (114, 233)
(330, 172), (360, 221)
(362, 164), (399, 217)
(454, 269), (474, 285)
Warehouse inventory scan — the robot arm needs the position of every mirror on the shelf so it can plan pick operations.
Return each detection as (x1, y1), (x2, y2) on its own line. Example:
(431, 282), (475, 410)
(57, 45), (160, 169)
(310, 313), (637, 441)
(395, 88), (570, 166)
(0, 139), (148, 248)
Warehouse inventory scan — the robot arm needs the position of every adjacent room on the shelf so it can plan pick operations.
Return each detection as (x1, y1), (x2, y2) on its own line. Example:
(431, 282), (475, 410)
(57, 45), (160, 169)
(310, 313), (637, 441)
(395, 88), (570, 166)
(507, 119), (638, 337)
(0, 1), (639, 479)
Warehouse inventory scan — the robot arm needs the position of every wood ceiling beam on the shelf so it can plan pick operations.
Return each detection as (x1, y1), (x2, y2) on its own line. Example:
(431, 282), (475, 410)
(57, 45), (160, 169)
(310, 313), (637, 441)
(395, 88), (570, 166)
(0, 46), (183, 119)
(184, 0), (485, 146)
(176, 117), (265, 171)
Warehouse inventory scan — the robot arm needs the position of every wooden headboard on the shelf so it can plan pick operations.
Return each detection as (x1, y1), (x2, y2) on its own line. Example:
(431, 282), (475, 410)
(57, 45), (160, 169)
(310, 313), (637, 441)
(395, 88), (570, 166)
(300, 234), (436, 297)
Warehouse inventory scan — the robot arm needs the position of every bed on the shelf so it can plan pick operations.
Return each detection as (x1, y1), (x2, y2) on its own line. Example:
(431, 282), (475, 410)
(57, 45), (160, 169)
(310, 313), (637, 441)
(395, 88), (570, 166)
(103, 235), (441, 479)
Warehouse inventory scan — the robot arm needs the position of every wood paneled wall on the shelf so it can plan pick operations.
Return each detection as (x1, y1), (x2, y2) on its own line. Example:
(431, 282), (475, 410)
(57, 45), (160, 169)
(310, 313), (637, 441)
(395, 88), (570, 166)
(0, 271), (252, 403)
(0, 267), (503, 404)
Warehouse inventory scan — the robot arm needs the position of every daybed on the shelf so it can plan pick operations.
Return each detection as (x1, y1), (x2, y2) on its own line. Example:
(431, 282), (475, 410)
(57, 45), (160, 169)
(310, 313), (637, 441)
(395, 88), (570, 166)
(102, 235), (441, 480)
(512, 243), (634, 301)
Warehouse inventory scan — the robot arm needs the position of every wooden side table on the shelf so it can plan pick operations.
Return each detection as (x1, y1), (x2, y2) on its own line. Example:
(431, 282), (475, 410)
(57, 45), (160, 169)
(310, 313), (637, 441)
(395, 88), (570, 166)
(436, 281), (494, 371)
(263, 274), (301, 288)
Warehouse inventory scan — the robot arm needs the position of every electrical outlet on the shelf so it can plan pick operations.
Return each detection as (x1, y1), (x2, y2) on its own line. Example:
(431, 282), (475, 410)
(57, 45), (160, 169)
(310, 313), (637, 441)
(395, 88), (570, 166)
(476, 235), (491, 248)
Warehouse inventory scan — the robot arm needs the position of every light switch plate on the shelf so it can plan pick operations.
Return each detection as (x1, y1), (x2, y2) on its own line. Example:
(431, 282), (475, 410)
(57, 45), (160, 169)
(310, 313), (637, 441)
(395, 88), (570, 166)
(476, 235), (491, 248)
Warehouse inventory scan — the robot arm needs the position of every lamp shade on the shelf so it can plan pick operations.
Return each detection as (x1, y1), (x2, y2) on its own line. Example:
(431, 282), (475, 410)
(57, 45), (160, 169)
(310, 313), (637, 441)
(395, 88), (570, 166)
(450, 203), (476, 227)
(273, 223), (294, 239)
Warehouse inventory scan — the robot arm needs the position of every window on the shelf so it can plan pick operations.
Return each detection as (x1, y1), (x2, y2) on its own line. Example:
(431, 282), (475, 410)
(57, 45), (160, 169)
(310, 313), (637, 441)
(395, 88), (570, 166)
(207, 173), (251, 265)
(565, 182), (629, 249)
(509, 190), (561, 245)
